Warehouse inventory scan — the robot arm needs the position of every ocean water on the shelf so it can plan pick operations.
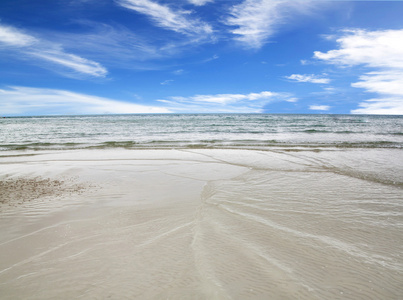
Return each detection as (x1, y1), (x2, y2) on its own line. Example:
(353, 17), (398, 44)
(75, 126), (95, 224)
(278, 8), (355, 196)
(1, 114), (403, 299)
(1, 114), (402, 151)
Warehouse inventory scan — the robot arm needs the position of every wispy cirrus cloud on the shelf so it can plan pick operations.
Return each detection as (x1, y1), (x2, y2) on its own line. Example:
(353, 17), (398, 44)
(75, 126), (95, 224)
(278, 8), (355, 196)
(160, 79), (173, 85)
(29, 50), (107, 78)
(116, 0), (213, 36)
(315, 29), (403, 114)
(157, 91), (295, 113)
(0, 23), (107, 78)
(0, 86), (170, 116)
(225, 0), (318, 49)
(286, 74), (330, 84)
(187, 0), (213, 6)
(0, 86), (295, 115)
(169, 91), (276, 104)
(45, 22), (165, 69)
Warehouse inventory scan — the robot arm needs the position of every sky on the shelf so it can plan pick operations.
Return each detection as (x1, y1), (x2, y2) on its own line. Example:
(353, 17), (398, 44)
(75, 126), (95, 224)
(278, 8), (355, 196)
(1, 0), (403, 116)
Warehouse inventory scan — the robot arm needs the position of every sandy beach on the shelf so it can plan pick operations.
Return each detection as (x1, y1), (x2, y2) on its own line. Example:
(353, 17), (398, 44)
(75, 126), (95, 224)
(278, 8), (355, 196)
(1, 149), (402, 299)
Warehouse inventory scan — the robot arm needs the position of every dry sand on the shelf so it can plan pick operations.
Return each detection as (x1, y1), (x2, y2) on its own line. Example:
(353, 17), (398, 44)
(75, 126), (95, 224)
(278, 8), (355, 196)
(0, 149), (402, 299)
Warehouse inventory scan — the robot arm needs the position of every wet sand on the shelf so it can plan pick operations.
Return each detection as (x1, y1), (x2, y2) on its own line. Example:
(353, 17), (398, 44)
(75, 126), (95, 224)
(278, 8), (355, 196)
(0, 149), (402, 299)
(0, 177), (87, 208)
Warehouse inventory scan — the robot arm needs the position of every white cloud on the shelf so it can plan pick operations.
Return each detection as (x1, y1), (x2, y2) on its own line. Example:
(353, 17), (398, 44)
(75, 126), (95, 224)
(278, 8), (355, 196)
(309, 105), (330, 111)
(0, 24), (37, 47)
(157, 91), (294, 113)
(351, 71), (403, 96)
(351, 97), (403, 115)
(116, 0), (212, 36)
(225, 0), (318, 49)
(0, 86), (170, 115)
(187, 0), (213, 6)
(0, 23), (107, 78)
(314, 29), (403, 69)
(351, 71), (403, 114)
(286, 97), (298, 103)
(286, 74), (330, 84)
(315, 29), (403, 115)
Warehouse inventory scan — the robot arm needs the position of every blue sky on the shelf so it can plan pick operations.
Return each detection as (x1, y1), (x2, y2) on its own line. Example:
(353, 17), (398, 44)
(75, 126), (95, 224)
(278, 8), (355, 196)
(1, 0), (403, 115)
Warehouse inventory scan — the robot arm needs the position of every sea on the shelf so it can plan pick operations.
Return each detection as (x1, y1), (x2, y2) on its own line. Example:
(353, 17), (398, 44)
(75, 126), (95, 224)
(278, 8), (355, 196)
(1, 114), (402, 151)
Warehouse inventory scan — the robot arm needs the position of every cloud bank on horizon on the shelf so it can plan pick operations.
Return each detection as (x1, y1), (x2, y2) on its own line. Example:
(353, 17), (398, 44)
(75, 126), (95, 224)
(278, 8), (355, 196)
(0, 0), (402, 115)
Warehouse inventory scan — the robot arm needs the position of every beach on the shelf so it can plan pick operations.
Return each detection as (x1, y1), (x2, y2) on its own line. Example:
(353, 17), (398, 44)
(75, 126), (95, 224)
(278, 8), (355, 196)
(2, 0), (403, 296)
(1, 148), (402, 299)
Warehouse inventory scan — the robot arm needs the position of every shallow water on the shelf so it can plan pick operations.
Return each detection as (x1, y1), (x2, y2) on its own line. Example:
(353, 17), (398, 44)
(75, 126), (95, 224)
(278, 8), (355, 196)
(0, 149), (402, 299)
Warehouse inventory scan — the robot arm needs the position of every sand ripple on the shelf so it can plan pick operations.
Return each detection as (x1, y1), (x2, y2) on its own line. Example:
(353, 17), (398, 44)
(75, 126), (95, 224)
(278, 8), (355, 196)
(0, 149), (402, 299)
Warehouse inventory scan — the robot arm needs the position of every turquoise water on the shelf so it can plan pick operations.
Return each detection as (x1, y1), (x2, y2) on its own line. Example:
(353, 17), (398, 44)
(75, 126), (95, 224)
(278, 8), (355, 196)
(1, 114), (402, 151)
